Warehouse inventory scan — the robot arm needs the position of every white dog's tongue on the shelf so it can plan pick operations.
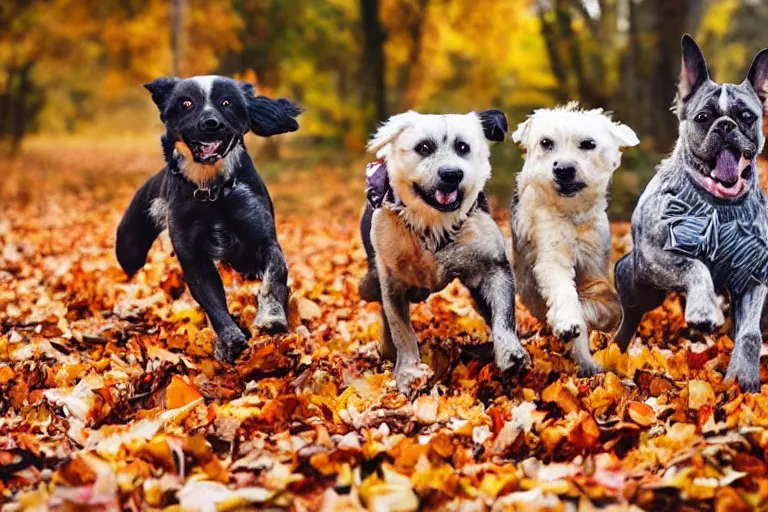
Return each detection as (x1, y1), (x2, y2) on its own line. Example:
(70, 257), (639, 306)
(712, 150), (739, 184)
(435, 190), (458, 205)
(201, 140), (222, 158)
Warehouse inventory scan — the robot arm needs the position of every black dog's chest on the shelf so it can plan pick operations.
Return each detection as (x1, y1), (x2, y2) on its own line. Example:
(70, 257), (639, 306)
(663, 186), (768, 294)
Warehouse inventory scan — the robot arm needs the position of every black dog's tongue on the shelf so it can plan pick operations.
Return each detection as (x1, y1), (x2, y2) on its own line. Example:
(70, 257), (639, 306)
(712, 150), (739, 185)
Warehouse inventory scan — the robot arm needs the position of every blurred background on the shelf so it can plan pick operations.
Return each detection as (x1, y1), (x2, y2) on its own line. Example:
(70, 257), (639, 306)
(1, 0), (767, 218)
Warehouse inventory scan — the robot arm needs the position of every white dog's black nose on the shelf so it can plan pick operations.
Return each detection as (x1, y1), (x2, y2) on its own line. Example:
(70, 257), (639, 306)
(553, 162), (576, 182)
(438, 167), (464, 184)
(199, 116), (223, 132)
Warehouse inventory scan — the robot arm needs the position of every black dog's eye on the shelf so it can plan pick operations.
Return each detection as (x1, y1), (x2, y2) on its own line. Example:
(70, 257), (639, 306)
(579, 139), (596, 151)
(694, 111), (710, 123)
(540, 138), (554, 150)
(221, 100), (231, 108)
(739, 111), (757, 124)
(415, 140), (435, 157)
(182, 100), (193, 111)
(455, 140), (470, 156)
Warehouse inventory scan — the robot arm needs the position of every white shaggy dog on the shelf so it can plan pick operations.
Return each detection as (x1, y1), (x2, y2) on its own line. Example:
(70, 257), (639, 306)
(359, 110), (530, 393)
(510, 103), (639, 375)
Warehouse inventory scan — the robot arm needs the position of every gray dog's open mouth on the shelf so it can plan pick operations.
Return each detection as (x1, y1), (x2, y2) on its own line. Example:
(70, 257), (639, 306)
(413, 183), (463, 212)
(695, 148), (753, 199)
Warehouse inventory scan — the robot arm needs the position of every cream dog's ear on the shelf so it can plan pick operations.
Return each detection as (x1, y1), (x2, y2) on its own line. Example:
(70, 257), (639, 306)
(367, 111), (419, 158)
(511, 117), (533, 148)
(607, 119), (640, 148)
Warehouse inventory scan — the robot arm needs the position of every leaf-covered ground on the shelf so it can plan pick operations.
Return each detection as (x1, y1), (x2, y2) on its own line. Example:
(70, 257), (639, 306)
(3, 140), (768, 511)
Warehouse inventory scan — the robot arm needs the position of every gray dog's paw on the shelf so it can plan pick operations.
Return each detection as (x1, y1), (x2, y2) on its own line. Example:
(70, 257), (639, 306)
(395, 363), (433, 396)
(552, 321), (581, 341)
(494, 337), (531, 374)
(213, 325), (248, 363)
(255, 294), (288, 334)
(726, 358), (761, 393)
(576, 358), (604, 378)
(684, 298), (724, 333)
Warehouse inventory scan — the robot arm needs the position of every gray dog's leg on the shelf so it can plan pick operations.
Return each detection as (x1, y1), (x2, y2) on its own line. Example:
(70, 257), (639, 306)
(378, 266), (432, 393)
(465, 266), (530, 373)
(614, 253), (665, 351)
(726, 285), (767, 393)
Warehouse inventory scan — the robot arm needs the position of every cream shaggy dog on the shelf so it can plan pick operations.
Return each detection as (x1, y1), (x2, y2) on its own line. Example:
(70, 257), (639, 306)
(359, 110), (530, 394)
(511, 103), (639, 375)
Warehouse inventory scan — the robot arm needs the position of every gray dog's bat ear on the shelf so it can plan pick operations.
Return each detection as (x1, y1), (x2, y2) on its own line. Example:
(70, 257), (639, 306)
(511, 118), (532, 148)
(367, 111), (418, 158)
(746, 48), (768, 110)
(476, 109), (508, 142)
(679, 34), (710, 101)
(143, 77), (180, 119)
(239, 82), (303, 137)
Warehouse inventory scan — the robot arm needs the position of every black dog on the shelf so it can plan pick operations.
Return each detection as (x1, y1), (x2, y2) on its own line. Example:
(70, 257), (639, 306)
(116, 76), (302, 362)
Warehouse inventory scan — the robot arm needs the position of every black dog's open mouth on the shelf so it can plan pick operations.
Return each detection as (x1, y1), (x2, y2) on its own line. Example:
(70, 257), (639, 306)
(694, 147), (753, 199)
(184, 136), (236, 164)
(555, 181), (586, 198)
(413, 183), (463, 212)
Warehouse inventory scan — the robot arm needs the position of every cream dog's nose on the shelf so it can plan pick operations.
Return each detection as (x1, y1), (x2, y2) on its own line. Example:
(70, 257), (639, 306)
(553, 162), (577, 182)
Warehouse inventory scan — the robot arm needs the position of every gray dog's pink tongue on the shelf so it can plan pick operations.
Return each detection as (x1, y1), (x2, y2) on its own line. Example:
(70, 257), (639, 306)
(712, 150), (739, 184)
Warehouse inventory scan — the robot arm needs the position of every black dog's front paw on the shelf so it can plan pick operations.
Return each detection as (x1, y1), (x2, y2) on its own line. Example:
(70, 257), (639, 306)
(255, 293), (288, 334)
(358, 271), (382, 302)
(213, 325), (248, 363)
(406, 287), (430, 303)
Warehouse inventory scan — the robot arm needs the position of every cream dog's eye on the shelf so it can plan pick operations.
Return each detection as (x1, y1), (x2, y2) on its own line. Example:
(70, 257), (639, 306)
(740, 111), (757, 124)
(455, 140), (470, 156)
(540, 138), (554, 150)
(415, 140), (436, 157)
(579, 139), (596, 151)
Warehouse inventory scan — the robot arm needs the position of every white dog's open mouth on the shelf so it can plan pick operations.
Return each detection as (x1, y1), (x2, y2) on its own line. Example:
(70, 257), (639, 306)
(694, 149), (753, 200)
(413, 183), (463, 212)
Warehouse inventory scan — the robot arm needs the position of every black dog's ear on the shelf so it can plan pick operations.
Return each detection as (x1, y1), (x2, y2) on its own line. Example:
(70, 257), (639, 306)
(477, 109), (508, 142)
(678, 34), (710, 101)
(746, 48), (768, 110)
(240, 82), (303, 137)
(143, 77), (180, 118)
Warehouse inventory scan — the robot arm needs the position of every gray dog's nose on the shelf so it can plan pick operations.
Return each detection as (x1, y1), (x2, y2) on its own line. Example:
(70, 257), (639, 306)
(438, 167), (464, 184)
(199, 116), (223, 132)
(553, 162), (576, 182)
(715, 118), (737, 135)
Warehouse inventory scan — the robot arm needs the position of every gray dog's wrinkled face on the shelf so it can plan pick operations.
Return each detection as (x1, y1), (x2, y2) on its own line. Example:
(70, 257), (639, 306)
(677, 37), (768, 200)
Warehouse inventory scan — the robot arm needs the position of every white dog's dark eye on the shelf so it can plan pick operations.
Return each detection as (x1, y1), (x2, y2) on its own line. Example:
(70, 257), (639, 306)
(221, 100), (231, 108)
(182, 100), (193, 111)
(455, 141), (470, 156)
(739, 111), (757, 124)
(694, 112), (710, 123)
(540, 138), (554, 150)
(415, 140), (436, 157)
(579, 139), (596, 151)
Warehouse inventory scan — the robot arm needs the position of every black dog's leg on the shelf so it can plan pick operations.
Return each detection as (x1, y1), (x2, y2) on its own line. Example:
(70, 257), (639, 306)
(171, 232), (247, 363)
(254, 242), (289, 333)
(464, 263), (530, 374)
(613, 252), (665, 351)
(116, 170), (165, 277)
(726, 285), (767, 393)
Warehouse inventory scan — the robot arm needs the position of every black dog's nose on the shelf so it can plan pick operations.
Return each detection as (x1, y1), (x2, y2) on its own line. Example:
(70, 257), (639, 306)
(199, 116), (223, 132)
(438, 167), (464, 184)
(553, 162), (577, 182)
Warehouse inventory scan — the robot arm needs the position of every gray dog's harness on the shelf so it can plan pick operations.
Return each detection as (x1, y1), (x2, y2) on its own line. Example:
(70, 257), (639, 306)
(662, 178), (768, 294)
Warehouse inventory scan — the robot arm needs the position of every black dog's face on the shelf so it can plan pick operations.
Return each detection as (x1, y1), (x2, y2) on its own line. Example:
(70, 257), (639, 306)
(144, 75), (302, 164)
(677, 36), (768, 200)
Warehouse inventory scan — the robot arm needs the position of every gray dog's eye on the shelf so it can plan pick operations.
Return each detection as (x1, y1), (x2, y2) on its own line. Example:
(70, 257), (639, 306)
(415, 140), (436, 157)
(540, 138), (554, 150)
(739, 111), (757, 124)
(579, 139), (596, 151)
(694, 111), (710, 124)
(455, 140), (470, 156)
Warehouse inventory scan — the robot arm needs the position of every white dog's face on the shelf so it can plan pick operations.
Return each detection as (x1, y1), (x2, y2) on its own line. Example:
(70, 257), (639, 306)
(512, 103), (639, 201)
(368, 110), (507, 220)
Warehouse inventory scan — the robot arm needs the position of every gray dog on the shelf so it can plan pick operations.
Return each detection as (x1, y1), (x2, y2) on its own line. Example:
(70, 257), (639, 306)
(614, 35), (768, 392)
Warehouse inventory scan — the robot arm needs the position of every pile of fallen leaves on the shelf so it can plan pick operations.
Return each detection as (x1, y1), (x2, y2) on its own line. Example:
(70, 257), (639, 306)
(2, 140), (768, 512)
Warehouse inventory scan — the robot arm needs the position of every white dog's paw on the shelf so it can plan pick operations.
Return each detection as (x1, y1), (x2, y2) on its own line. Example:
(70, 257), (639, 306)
(684, 297), (724, 333)
(395, 362), (433, 396)
(550, 317), (581, 341)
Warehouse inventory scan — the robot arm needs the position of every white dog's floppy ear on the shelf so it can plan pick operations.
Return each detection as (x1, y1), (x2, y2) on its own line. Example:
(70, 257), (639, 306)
(511, 118), (532, 148)
(607, 120), (640, 148)
(367, 111), (418, 158)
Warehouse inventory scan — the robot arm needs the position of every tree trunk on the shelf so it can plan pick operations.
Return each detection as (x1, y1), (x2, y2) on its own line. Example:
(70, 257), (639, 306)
(360, 0), (387, 133)
(171, 0), (186, 76)
(402, 0), (430, 110)
(10, 63), (33, 156)
(536, 2), (569, 103)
